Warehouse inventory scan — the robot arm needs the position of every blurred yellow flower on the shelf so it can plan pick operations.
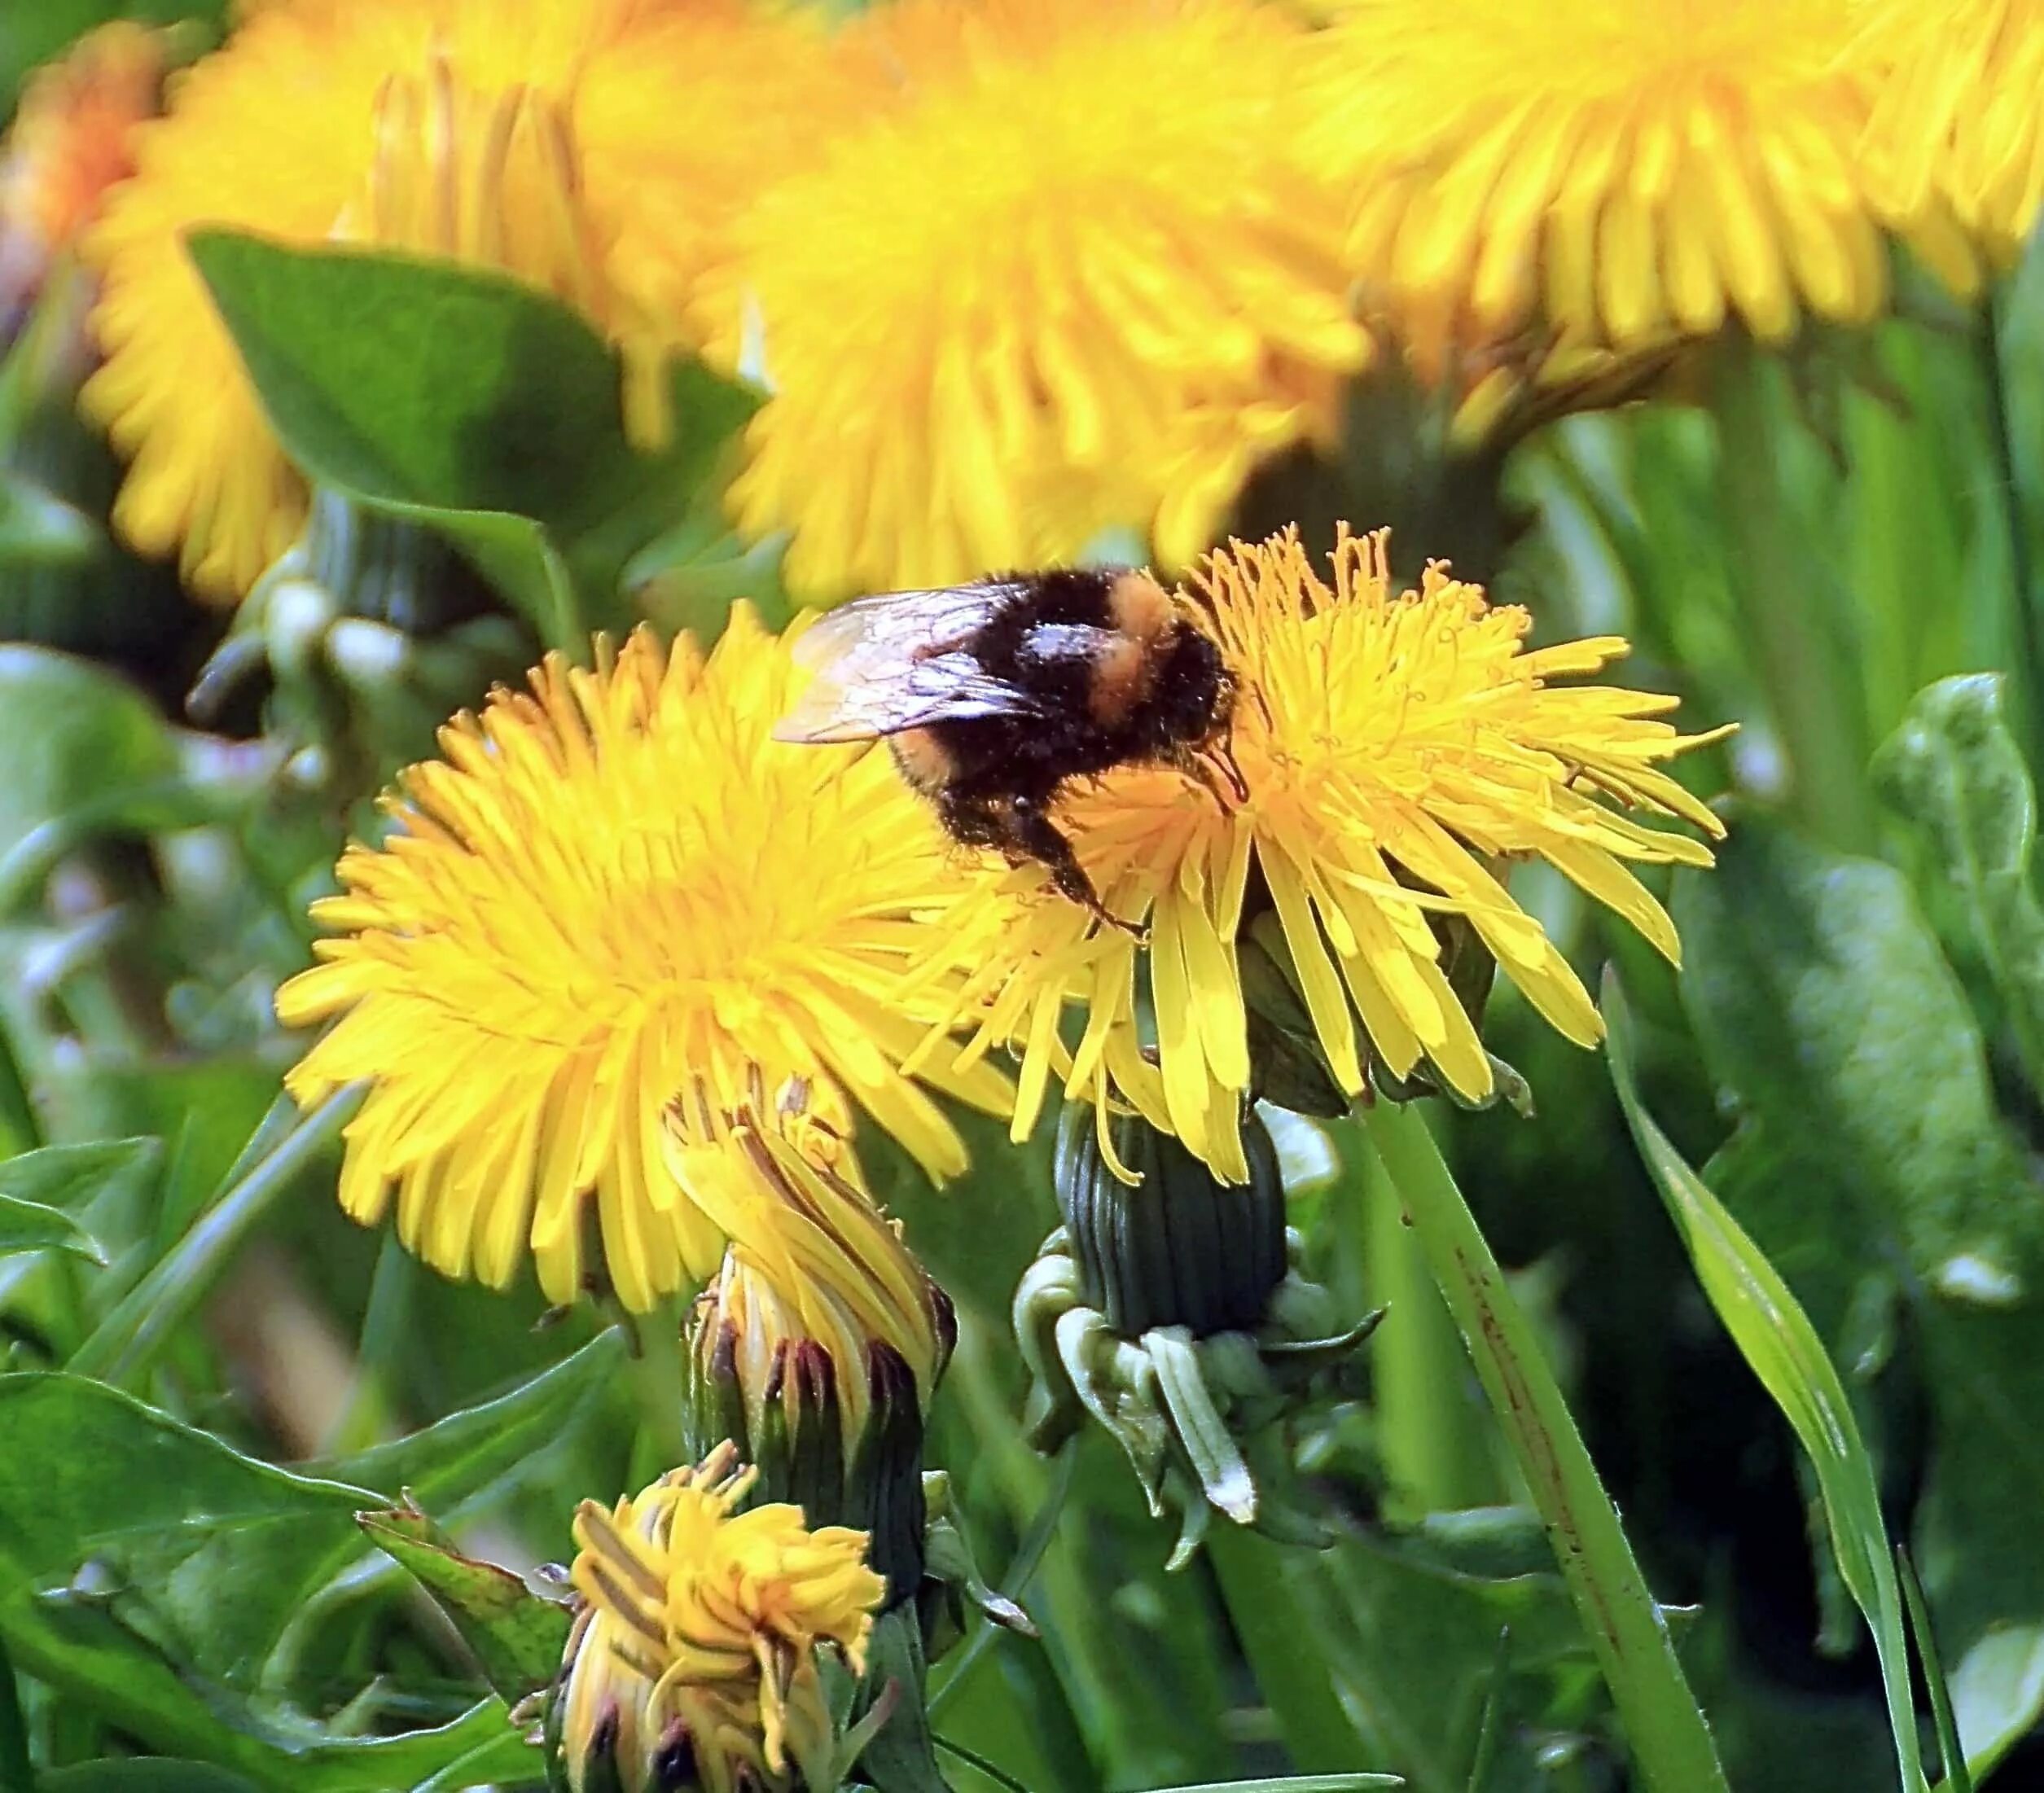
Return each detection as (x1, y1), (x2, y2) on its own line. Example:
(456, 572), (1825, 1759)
(0, 22), (164, 312)
(1306, 0), (1976, 357)
(81, 0), (831, 601)
(1858, 0), (2044, 261)
(562, 1440), (884, 1793)
(275, 614), (1009, 1310)
(919, 527), (1728, 1181)
(700, 0), (1370, 602)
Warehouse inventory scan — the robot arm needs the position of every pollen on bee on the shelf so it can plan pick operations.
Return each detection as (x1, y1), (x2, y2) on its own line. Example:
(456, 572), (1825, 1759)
(887, 726), (954, 792)
(1106, 570), (1174, 642)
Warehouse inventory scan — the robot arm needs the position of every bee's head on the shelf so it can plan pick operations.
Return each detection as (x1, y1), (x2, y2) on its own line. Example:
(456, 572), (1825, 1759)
(1157, 617), (1233, 747)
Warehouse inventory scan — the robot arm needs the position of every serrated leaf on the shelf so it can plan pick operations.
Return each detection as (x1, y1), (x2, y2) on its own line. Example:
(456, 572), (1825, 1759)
(314, 1325), (627, 1515)
(0, 1330), (622, 1696)
(1606, 971), (1925, 1793)
(1873, 673), (2044, 1101)
(0, 1373), (371, 1580)
(0, 1575), (529, 1792)
(1673, 814), (2037, 1323)
(357, 1501), (570, 1701)
(187, 233), (759, 644)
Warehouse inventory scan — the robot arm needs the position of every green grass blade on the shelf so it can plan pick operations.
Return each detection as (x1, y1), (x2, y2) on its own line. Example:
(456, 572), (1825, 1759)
(1605, 969), (1927, 1793)
(1463, 1628), (1510, 1793)
(1899, 1549), (1974, 1793)
(68, 1085), (362, 1385)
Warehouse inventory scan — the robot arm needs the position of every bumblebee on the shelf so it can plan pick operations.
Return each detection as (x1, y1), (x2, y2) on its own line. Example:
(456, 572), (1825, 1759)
(774, 567), (1244, 928)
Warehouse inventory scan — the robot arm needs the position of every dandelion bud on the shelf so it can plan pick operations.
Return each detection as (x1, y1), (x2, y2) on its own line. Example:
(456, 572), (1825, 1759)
(670, 1105), (954, 1604)
(1016, 1103), (1380, 1566)
(1055, 1100), (1287, 1337)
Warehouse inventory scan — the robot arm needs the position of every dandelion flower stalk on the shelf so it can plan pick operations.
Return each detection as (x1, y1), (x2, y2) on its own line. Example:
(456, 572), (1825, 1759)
(1363, 1099), (1730, 1793)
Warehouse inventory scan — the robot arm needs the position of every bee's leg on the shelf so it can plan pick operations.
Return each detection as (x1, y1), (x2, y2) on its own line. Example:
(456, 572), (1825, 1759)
(1004, 794), (1143, 937)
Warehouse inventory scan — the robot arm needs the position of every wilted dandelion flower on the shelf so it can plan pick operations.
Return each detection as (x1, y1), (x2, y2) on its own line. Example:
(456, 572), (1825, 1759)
(559, 1441), (884, 1793)
(1306, 0), (1976, 357)
(81, 0), (827, 599)
(275, 614), (1009, 1310)
(0, 22), (164, 319)
(675, 1103), (953, 1441)
(700, 0), (1369, 601)
(673, 1102), (950, 1593)
(1858, 0), (2044, 261)
(922, 527), (1727, 1181)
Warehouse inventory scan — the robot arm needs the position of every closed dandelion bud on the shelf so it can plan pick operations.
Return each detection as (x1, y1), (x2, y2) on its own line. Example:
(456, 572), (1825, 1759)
(670, 1103), (953, 1605)
(1018, 1102), (1381, 1566)
(1055, 1100), (1287, 1337)
(552, 1442), (889, 1793)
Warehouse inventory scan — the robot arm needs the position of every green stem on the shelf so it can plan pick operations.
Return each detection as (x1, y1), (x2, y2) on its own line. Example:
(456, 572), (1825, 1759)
(627, 1299), (690, 1475)
(928, 1443), (1076, 1719)
(1712, 336), (1877, 853)
(1358, 1142), (1497, 1515)
(0, 1635), (32, 1793)
(1362, 1103), (1729, 1793)
(1978, 294), (2044, 774)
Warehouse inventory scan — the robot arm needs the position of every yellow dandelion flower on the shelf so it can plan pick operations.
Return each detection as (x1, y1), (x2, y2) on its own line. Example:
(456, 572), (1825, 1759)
(700, 0), (1370, 603)
(274, 612), (1010, 1310)
(80, 0), (827, 601)
(919, 527), (1728, 1181)
(0, 22), (164, 310)
(1305, 0), (1977, 359)
(562, 1441), (884, 1793)
(1858, 0), (2044, 261)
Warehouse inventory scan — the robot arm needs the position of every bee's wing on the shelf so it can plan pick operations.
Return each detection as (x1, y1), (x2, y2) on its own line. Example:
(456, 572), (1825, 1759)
(776, 581), (1037, 743)
(787, 581), (1027, 672)
(777, 650), (1045, 743)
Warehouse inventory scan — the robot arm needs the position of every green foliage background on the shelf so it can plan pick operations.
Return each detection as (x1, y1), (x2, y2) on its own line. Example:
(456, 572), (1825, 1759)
(6, 7), (2044, 1793)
